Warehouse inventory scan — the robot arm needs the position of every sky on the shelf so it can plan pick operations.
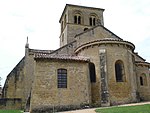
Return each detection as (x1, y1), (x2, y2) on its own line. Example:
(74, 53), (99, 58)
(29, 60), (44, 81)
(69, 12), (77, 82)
(0, 0), (150, 86)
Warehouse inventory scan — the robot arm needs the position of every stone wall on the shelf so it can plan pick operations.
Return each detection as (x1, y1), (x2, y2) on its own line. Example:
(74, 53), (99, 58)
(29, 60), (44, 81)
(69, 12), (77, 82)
(2, 58), (25, 99)
(76, 39), (137, 105)
(136, 65), (150, 101)
(0, 98), (22, 109)
(30, 59), (91, 112)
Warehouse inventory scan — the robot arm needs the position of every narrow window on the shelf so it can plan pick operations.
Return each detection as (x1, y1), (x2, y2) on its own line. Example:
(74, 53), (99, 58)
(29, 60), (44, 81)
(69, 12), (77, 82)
(57, 69), (67, 88)
(89, 63), (96, 83)
(74, 16), (77, 24)
(140, 76), (143, 86)
(89, 17), (92, 26)
(140, 73), (147, 86)
(89, 15), (97, 26)
(115, 60), (125, 82)
(78, 16), (81, 24)
(74, 13), (82, 24)
(93, 18), (96, 26)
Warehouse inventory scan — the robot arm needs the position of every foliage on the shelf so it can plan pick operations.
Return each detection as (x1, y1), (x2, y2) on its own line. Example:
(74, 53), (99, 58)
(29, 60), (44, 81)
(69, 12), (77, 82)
(95, 104), (150, 113)
(0, 110), (22, 113)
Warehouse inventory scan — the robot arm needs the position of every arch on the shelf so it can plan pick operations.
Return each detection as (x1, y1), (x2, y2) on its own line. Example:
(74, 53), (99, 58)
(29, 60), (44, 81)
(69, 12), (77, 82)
(89, 13), (98, 26)
(140, 73), (147, 86)
(73, 10), (83, 24)
(89, 63), (96, 83)
(115, 60), (125, 82)
(57, 68), (67, 88)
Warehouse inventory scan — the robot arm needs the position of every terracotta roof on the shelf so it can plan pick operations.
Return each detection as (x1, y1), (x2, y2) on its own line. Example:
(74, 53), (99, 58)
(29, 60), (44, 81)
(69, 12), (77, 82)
(34, 53), (90, 62)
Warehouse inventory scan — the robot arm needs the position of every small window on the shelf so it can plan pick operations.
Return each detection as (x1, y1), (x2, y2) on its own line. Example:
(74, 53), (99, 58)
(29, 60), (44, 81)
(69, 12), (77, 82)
(89, 15), (96, 26)
(115, 60), (125, 82)
(74, 16), (77, 24)
(140, 76), (143, 86)
(89, 17), (92, 26)
(140, 73), (147, 86)
(78, 16), (81, 24)
(57, 69), (67, 88)
(74, 13), (82, 24)
(89, 63), (96, 83)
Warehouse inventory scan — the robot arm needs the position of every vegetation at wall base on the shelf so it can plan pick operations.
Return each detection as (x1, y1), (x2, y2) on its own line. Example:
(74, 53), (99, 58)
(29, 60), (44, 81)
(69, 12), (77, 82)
(95, 104), (150, 113)
(0, 110), (22, 113)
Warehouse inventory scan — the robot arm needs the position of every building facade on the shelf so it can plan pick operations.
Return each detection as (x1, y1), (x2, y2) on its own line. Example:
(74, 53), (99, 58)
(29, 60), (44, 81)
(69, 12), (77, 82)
(1, 4), (150, 112)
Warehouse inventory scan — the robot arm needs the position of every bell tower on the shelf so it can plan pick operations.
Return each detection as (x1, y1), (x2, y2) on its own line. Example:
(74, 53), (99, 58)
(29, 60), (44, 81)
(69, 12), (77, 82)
(59, 4), (105, 47)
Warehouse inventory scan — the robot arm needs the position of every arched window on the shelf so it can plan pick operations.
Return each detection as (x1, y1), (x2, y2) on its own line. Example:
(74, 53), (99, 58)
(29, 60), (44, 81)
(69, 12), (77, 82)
(89, 63), (96, 83)
(57, 68), (67, 88)
(74, 13), (82, 24)
(89, 15), (97, 26)
(115, 60), (125, 82)
(140, 73), (147, 86)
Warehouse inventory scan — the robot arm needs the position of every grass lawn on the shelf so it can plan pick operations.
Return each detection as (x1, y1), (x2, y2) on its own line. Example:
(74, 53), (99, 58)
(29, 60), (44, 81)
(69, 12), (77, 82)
(95, 104), (150, 113)
(0, 110), (23, 113)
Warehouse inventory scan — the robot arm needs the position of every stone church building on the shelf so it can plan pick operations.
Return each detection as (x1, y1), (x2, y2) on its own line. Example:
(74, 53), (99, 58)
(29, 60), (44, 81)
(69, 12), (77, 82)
(1, 4), (150, 112)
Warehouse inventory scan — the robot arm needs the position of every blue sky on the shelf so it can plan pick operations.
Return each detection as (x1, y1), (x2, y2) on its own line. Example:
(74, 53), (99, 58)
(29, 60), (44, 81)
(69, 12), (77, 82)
(0, 0), (150, 86)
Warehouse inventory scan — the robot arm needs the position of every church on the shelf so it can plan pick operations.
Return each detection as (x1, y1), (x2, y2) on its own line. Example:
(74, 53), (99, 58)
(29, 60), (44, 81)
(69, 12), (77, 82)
(1, 4), (150, 112)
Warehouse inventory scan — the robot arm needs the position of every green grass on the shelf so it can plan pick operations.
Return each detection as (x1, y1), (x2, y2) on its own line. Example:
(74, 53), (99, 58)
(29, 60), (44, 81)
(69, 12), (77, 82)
(95, 104), (150, 113)
(0, 110), (23, 113)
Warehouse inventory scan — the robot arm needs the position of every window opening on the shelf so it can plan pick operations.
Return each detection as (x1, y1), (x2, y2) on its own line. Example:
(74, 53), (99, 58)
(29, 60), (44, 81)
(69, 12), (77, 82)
(57, 69), (67, 88)
(115, 60), (125, 82)
(89, 63), (96, 83)
(74, 13), (82, 24)
(140, 76), (143, 86)
(89, 15), (96, 26)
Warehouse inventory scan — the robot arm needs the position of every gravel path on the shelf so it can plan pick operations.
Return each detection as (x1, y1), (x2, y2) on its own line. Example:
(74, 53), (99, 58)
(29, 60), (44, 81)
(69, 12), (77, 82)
(58, 101), (150, 113)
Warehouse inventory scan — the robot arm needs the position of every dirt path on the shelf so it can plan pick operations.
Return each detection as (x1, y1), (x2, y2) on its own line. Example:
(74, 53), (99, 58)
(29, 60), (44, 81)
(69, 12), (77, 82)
(59, 101), (150, 113)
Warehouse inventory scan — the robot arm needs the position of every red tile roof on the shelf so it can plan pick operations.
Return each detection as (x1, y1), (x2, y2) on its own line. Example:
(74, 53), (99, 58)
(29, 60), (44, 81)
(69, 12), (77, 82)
(34, 53), (90, 62)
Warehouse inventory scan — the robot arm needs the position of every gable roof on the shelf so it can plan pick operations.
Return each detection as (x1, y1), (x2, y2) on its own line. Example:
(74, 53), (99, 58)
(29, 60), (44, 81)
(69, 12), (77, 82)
(75, 25), (123, 40)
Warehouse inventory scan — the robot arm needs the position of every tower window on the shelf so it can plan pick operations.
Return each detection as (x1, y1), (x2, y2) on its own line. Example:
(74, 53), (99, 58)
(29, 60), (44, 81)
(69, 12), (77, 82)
(57, 69), (67, 88)
(115, 60), (125, 82)
(78, 16), (81, 24)
(74, 13), (82, 24)
(89, 15), (96, 26)
(89, 17), (92, 26)
(74, 16), (77, 24)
